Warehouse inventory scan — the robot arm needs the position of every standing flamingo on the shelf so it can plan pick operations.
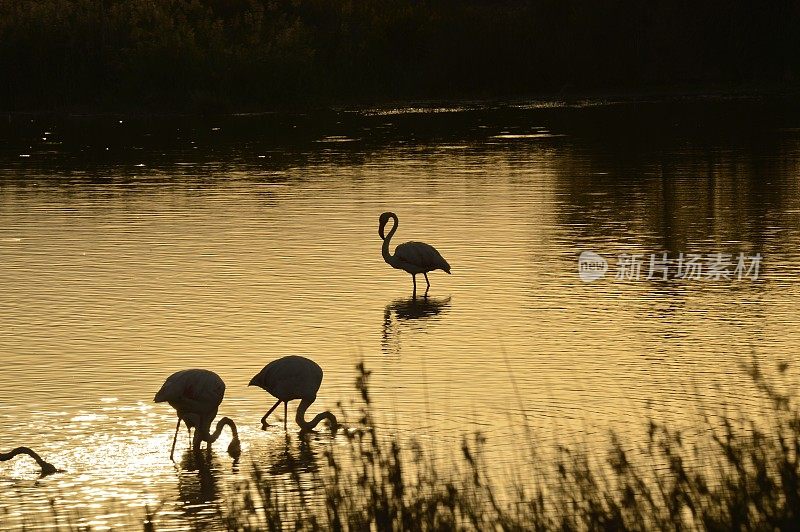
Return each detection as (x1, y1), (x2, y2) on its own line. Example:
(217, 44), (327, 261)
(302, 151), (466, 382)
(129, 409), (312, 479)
(248, 356), (338, 432)
(379, 212), (451, 297)
(154, 369), (241, 461)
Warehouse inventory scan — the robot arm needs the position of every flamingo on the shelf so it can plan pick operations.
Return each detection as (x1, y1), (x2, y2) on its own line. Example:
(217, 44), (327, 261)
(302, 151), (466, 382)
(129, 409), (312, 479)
(379, 212), (451, 297)
(154, 369), (241, 461)
(1, 446), (59, 476)
(248, 355), (338, 432)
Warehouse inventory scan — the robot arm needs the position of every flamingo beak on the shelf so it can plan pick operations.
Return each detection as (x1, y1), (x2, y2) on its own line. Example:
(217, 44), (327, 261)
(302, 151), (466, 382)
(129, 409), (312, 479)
(227, 438), (242, 460)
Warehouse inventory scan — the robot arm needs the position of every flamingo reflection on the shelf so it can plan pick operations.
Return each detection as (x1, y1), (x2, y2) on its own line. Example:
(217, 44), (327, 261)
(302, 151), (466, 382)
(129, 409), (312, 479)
(175, 449), (224, 524)
(382, 296), (451, 355)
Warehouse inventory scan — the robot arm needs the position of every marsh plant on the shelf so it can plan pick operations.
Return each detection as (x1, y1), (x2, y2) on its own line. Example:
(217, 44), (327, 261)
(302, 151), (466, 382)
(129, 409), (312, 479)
(7, 360), (800, 530)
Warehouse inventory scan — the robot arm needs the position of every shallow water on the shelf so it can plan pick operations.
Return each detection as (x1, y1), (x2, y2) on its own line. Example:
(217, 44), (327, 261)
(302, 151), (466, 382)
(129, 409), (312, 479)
(2, 97), (800, 528)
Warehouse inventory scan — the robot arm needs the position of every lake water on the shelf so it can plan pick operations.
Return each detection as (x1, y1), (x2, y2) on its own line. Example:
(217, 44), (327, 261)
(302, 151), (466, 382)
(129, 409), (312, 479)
(2, 97), (800, 528)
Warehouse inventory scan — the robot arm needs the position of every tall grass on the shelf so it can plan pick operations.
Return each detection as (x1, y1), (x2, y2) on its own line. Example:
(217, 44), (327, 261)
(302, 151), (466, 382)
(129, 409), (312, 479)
(2, 0), (799, 112)
(5, 359), (800, 530)
(204, 360), (800, 530)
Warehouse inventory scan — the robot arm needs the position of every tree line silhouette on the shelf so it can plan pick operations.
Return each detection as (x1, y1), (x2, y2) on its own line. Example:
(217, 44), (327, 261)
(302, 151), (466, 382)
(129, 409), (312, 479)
(1, 0), (798, 112)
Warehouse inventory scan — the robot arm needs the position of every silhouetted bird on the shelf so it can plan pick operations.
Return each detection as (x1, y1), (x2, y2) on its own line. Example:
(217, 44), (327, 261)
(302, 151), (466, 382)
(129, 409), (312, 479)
(0, 446), (59, 476)
(249, 355), (338, 432)
(379, 212), (451, 297)
(154, 369), (241, 461)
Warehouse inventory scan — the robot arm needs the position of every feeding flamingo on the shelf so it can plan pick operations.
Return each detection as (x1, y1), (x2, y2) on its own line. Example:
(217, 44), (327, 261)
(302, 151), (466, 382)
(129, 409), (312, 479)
(154, 369), (241, 461)
(0, 446), (59, 476)
(249, 355), (338, 433)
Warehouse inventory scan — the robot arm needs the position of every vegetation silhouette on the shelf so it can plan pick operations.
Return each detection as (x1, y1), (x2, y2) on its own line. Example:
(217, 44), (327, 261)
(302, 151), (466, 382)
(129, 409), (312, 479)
(7, 361), (800, 529)
(2, 0), (798, 112)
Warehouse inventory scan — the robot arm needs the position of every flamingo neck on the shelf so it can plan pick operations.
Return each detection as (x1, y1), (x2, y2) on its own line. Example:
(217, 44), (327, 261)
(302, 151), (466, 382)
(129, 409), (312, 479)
(296, 398), (337, 431)
(194, 416), (241, 459)
(207, 417), (238, 444)
(382, 214), (399, 265)
(1, 446), (58, 476)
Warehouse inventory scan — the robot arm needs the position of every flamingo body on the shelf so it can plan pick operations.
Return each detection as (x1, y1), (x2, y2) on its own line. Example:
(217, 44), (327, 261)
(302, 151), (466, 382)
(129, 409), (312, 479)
(393, 241), (451, 274)
(154, 368), (224, 432)
(249, 355), (323, 402)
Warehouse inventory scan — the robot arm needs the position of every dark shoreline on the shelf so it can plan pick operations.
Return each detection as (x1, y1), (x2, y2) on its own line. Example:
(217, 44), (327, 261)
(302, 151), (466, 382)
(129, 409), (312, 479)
(4, 82), (799, 120)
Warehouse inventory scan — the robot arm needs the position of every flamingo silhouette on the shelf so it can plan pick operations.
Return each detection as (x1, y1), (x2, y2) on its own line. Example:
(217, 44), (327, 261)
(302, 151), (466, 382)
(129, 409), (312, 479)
(0, 447), (59, 476)
(379, 212), (451, 297)
(154, 369), (241, 461)
(249, 355), (338, 432)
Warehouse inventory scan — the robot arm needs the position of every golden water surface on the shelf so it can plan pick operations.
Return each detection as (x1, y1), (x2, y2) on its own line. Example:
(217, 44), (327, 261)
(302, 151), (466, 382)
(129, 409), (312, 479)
(2, 99), (800, 528)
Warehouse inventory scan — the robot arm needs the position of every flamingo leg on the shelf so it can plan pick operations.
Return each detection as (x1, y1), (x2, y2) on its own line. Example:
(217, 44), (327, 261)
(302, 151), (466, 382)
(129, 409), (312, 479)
(261, 399), (282, 430)
(170, 417), (181, 461)
(412, 274), (417, 298)
(284, 401), (288, 430)
(424, 272), (430, 296)
(192, 420), (204, 456)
